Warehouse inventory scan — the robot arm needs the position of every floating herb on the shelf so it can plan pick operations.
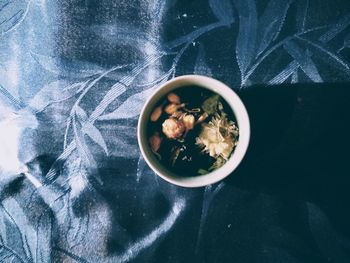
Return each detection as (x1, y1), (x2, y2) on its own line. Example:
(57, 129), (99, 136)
(209, 156), (226, 171)
(171, 147), (181, 166)
(202, 94), (220, 115)
(198, 169), (209, 175)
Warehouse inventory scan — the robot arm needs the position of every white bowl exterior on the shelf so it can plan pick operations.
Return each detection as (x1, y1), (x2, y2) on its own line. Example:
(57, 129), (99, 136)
(137, 75), (250, 187)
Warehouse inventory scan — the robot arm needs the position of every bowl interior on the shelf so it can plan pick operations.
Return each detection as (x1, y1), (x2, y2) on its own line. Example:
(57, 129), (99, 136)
(137, 75), (250, 187)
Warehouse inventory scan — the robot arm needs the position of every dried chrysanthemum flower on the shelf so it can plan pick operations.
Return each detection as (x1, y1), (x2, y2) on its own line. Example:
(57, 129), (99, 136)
(162, 118), (185, 139)
(196, 114), (239, 161)
(182, 114), (195, 131)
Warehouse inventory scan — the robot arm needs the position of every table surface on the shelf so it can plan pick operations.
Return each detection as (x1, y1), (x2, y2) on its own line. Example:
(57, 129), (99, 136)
(0, 0), (350, 262)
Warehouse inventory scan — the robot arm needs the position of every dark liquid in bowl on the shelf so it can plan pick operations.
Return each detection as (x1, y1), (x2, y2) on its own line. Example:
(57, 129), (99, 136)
(147, 85), (237, 177)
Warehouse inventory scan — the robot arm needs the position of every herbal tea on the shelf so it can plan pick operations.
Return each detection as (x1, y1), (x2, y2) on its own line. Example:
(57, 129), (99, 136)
(147, 86), (239, 176)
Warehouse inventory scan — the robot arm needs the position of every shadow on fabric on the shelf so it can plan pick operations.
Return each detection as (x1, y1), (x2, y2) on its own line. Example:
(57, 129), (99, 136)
(226, 82), (350, 235)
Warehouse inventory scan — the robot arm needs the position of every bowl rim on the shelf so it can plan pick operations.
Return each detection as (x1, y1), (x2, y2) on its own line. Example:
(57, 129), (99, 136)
(137, 75), (250, 187)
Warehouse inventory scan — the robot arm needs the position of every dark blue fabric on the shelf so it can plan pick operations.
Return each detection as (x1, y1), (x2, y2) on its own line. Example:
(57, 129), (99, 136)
(0, 0), (350, 262)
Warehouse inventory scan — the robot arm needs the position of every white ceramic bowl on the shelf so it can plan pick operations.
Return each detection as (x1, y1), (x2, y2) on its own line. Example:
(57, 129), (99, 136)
(137, 75), (250, 187)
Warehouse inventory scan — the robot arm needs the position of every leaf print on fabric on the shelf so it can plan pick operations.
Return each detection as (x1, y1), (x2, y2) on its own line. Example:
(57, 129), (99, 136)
(0, 198), (35, 262)
(0, 209), (26, 262)
(209, 0), (234, 25)
(318, 13), (350, 44)
(46, 54), (172, 186)
(88, 53), (166, 122)
(72, 115), (95, 166)
(338, 33), (350, 52)
(256, 0), (293, 57)
(53, 247), (89, 263)
(165, 21), (226, 49)
(97, 88), (156, 120)
(98, 69), (173, 121)
(296, 0), (309, 32)
(234, 0), (257, 77)
(194, 45), (212, 76)
(0, 84), (24, 110)
(28, 80), (88, 112)
(0, 0), (30, 36)
(46, 56), (166, 180)
(66, 196), (89, 248)
(31, 52), (114, 79)
(105, 125), (140, 158)
(291, 70), (299, 83)
(36, 211), (52, 263)
(82, 122), (108, 155)
(3, 198), (37, 261)
(61, 66), (130, 155)
(90, 24), (161, 53)
(284, 40), (323, 82)
(74, 105), (108, 155)
(268, 60), (299, 84)
(242, 25), (330, 85)
(75, 105), (88, 123)
(266, 12), (350, 84)
(0, 246), (18, 262)
(296, 36), (350, 72)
